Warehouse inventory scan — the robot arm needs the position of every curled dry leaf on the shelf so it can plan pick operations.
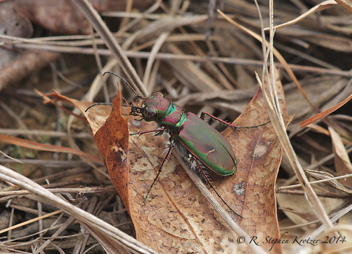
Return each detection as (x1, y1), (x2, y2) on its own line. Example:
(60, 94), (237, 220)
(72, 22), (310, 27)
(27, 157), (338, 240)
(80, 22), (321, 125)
(0, 1), (61, 90)
(15, 0), (90, 35)
(45, 89), (131, 214)
(276, 192), (344, 230)
(0, 0), (33, 70)
(15, 0), (156, 35)
(88, 90), (131, 214)
(0, 51), (60, 91)
(276, 128), (350, 236)
(0, 1), (33, 39)
(49, 75), (288, 253)
(306, 169), (352, 194)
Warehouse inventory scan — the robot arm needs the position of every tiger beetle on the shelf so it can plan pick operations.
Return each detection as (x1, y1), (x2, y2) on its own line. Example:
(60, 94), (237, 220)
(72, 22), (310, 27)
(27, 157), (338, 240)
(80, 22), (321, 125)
(86, 72), (269, 218)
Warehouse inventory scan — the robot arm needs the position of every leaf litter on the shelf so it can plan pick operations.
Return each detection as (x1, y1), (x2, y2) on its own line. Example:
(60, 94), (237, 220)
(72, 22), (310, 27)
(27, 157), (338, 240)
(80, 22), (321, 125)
(0, 0), (352, 253)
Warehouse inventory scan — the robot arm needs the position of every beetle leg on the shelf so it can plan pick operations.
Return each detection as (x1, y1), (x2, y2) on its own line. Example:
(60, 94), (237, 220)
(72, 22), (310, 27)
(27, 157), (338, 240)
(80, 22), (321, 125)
(143, 143), (174, 204)
(200, 112), (270, 130)
(193, 158), (243, 218)
(129, 128), (164, 137)
(134, 117), (144, 121)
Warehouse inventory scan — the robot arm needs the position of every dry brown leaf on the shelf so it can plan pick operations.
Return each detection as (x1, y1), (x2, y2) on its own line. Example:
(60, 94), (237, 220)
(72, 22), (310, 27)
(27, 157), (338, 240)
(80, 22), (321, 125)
(15, 0), (90, 35)
(306, 169), (352, 194)
(0, 51), (60, 90)
(0, 0), (38, 89)
(127, 87), (284, 253)
(90, 90), (131, 215)
(15, 0), (155, 35)
(0, 1), (33, 39)
(329, 126), (352, 188)
(276, 193), (344, 231)
(221, 71), (289, 253)
(44, 90), (131, 213)
(80, 75), (287, 253)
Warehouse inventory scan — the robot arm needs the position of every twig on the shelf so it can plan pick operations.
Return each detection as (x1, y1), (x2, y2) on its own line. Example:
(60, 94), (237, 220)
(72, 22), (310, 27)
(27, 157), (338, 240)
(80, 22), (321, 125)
(13, 43), (352, 78)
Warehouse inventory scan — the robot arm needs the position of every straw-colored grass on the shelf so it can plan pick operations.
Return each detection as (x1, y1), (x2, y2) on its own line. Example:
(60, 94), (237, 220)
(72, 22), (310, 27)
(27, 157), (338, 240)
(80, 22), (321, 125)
(1, 0), (352, 253)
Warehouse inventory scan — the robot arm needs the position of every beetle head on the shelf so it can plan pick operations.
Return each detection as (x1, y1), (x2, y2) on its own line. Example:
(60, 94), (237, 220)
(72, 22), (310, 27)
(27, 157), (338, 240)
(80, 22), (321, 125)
(139, 92), (171, 122)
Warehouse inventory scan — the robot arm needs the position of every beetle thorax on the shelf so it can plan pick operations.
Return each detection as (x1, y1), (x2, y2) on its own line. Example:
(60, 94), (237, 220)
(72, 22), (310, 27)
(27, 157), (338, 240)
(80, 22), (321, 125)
(141, 92), (185, 129)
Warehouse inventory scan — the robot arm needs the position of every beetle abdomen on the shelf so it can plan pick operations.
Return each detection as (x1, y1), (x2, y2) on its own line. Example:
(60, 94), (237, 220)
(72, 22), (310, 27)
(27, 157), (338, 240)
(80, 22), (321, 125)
(174, 139), (210, 181)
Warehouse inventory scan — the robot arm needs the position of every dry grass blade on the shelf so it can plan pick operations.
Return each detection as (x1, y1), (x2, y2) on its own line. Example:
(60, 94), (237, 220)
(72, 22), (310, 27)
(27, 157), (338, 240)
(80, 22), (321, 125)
(271, 0), (337, 30)
(0, 210), (63, 235)
(329, 126), (352, 188)
(305, 169), (352, 194)
(288, 203), (352, 254)
(256, 2), (333, 229)
(71, 0), (147, 96)
(2, 0), (352, 253)
(0, 134), (103, 164)
(217, 10), (319, 111)
(219, 7), (333, 230)
(143, 32), (169, 89)
(305, 124), (351, 145)
(8, 42), (352, 77)
(300, 94), (352, 128)
(335, 0), (352, 13)
(0, 165), (157, 254)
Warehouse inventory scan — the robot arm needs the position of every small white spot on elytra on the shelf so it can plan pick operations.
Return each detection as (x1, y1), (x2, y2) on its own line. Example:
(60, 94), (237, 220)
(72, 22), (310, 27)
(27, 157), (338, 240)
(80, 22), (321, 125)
(207, 148), (215, 154)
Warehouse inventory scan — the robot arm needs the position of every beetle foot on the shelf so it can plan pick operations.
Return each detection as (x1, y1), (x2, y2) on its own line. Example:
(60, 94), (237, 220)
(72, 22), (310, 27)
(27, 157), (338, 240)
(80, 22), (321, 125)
(153, 130), (164, 136)
(129, 131), (142, 137)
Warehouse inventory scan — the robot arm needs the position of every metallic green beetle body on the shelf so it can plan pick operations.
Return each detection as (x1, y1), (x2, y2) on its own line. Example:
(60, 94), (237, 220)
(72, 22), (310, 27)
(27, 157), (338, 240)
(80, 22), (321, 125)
(139, 92), (237, 176)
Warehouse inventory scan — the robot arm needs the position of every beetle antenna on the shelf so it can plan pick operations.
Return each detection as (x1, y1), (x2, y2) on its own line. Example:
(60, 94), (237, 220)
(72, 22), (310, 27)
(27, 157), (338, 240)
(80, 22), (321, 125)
(85, 102), (132, 112)
(103, 71), (145, 99)
(85, 102), (113, 112)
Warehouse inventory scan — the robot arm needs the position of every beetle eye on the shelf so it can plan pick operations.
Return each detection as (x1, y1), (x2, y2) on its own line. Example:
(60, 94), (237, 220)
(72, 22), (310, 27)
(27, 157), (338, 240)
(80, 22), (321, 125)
(143, 106), (156, 119)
